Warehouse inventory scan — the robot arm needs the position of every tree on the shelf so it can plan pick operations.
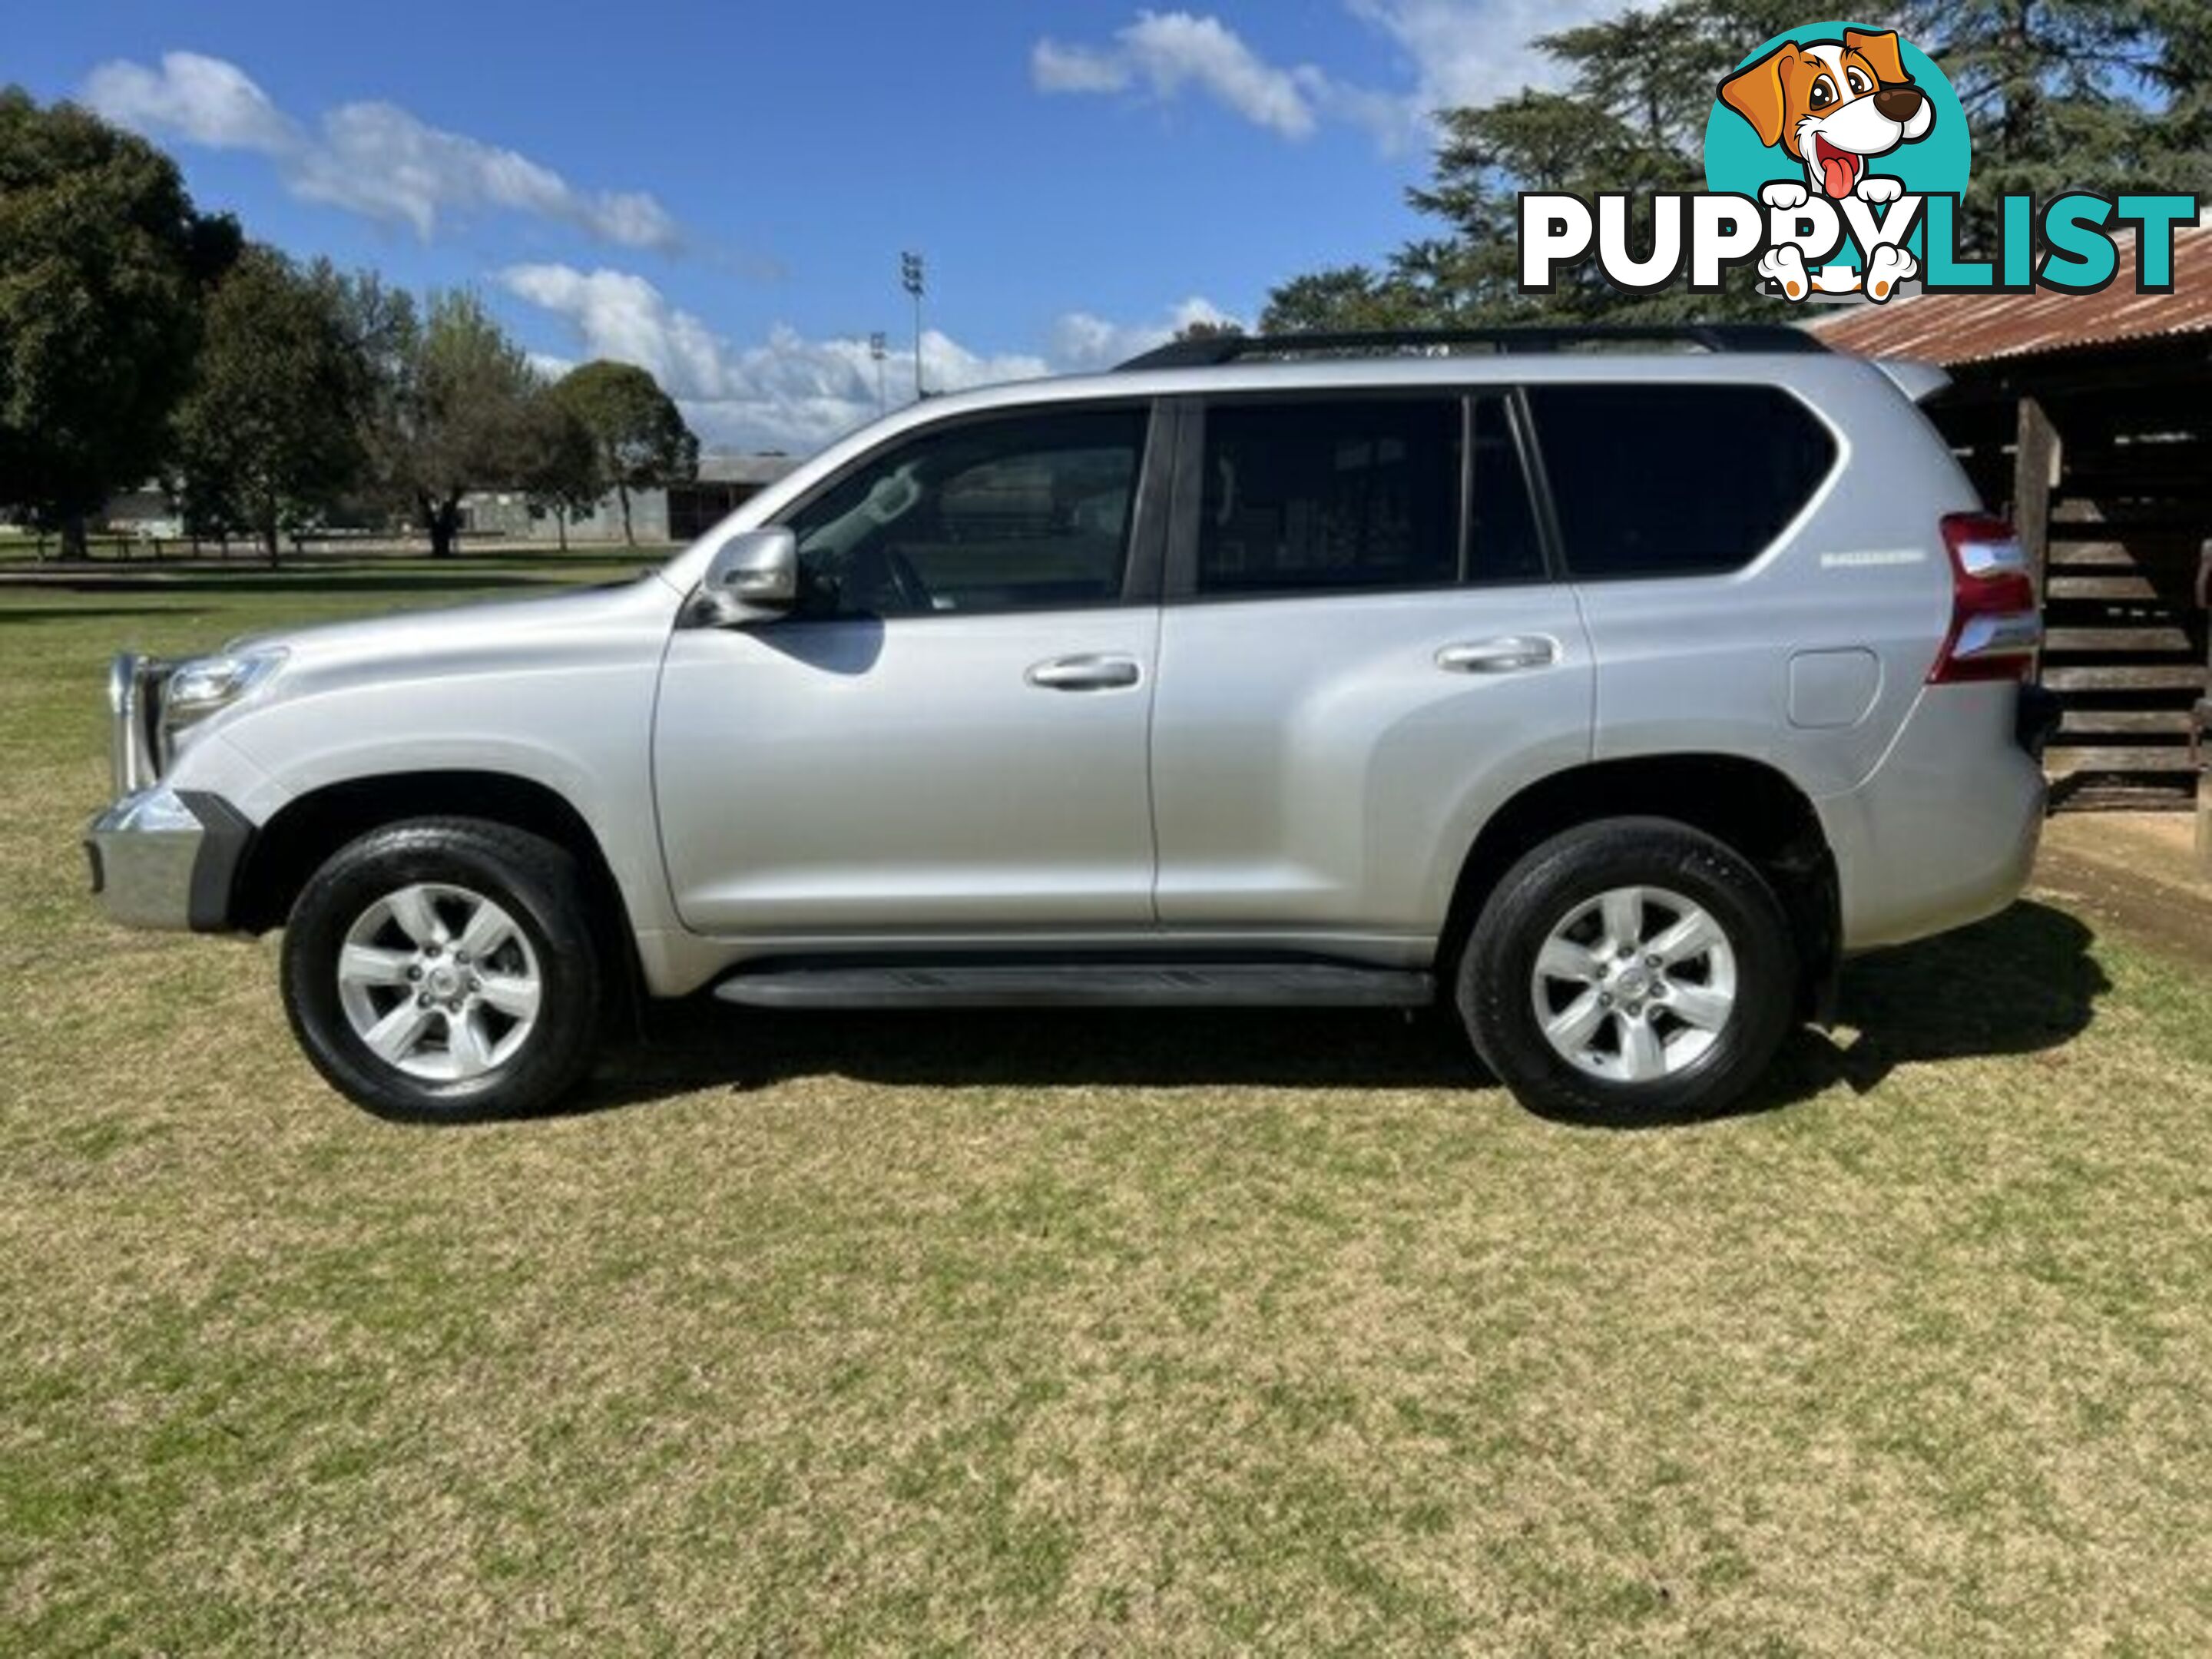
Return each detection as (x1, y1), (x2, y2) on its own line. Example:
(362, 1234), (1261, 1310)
(1260, 266), (1433, 334)
(172, 245), (366, 565)
(320, 267), (418, 536)
(2138, 0), (2212, 182)
(1902, 0), (2196, 256)
(0, 89), (237, 557)
(1260, 3), (1797, 331)
(518, 389), (601, 551)
(373, 290), (540, 558)
(553, 360), (697, 546)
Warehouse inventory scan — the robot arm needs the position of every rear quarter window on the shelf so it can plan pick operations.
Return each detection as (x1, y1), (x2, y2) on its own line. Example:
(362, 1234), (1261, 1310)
(1526, 384), (1836, 579)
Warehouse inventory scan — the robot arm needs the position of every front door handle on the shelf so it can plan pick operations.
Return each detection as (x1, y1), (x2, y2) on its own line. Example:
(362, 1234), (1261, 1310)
(1435, 635), (1560, 675)
(1025, 653), (1142, 692)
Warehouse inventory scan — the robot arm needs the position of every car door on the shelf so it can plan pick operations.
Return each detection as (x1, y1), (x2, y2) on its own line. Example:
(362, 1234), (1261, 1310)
(654, 402), (1167, 935)
(1149, 389), (1594, 935)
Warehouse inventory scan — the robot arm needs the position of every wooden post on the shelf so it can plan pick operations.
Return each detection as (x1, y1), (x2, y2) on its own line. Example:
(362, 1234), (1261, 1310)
(2013, 396), (2061, 606)
(2197, 540), (2210, 872)
(2196, 695), (2210, 870)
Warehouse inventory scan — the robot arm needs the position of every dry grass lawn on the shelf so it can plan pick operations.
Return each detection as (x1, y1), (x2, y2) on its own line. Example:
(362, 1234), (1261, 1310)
(4, 562), (2210, 1654)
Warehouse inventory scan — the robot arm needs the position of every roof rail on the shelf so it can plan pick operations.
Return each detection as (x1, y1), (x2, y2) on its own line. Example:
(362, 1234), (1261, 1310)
(1115, 323), (1827, 372)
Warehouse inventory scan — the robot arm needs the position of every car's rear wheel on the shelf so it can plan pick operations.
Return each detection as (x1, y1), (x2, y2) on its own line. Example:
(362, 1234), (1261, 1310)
(280, 818), (603, 1122)
(1456, 817), (1797, 1124)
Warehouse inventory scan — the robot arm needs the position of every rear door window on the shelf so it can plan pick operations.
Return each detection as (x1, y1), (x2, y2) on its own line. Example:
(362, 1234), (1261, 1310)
(1525, 384), (1836, 579)
(1195, 398), (1461, 595)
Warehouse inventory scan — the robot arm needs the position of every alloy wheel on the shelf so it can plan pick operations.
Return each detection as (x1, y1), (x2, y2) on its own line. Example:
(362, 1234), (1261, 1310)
(334, 882), (543, 1082)
(1528, 884), (1739, 1084)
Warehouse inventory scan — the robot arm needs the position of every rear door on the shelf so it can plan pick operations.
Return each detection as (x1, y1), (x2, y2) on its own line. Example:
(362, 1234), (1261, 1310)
(1148, 389), (1594, 935)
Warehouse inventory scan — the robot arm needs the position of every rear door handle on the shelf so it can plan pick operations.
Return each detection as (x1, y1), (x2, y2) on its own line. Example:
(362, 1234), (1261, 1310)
(1435, 635), (1560, 674)
(1025, 653), (1142, 691)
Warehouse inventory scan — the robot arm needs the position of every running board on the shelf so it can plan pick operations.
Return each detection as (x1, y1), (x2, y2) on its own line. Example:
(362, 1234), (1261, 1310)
(712, 961), (1435, 1011)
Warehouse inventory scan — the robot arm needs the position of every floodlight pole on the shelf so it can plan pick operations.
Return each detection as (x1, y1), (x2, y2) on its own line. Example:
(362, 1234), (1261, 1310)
(869, 330), (888, 418)
(900, 251), (926, 399)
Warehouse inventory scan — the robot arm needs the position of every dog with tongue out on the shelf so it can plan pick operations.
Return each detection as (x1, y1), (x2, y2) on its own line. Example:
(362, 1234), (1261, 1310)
(1718, 28), (1935, 202)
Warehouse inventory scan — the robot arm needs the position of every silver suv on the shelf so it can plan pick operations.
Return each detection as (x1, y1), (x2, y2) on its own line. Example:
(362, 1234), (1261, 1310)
(86, 326), (2051, 1124)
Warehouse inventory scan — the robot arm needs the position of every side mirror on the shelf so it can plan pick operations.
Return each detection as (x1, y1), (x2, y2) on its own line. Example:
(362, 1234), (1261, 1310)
(701, 527), (799, 618)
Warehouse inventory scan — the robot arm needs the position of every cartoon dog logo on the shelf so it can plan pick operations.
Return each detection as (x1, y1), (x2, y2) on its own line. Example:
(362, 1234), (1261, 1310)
(1719, 28), (1935, 300)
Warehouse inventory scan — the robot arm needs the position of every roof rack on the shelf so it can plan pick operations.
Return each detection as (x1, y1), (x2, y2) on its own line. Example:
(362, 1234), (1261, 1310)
(1115, 323), (1827, 372)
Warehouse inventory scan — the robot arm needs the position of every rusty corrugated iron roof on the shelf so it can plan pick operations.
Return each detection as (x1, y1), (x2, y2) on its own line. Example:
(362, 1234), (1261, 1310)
(1810, 217), (2212, 365)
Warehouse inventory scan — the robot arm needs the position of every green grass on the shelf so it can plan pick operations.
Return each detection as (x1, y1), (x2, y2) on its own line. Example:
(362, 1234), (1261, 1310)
(4, 565), (2212, 1653)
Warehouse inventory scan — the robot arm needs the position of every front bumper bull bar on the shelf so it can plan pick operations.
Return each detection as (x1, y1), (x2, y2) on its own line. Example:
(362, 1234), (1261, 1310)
(84, 652), (251, 931)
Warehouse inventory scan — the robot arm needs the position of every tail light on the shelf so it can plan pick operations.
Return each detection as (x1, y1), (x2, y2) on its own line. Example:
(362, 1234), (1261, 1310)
(1929, 513), (2040, 684)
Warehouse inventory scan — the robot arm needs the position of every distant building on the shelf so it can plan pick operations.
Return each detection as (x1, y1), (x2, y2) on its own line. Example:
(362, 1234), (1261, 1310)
(462, 452), (801, 545)
(100, 485), (184, 542)
(668, 453), (802, 541)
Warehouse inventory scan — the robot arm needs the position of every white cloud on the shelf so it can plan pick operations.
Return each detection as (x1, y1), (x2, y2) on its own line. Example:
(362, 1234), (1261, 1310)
(499, 265), (736, 397)
(1031, 39), (1135, 95)
(1035, 2), (1634, 148)
(498, 263), (1064, 453)
(81, 51), (297, 153)
(1034, 11), (1326, 139)
(1348, 0), (1629, 121)
(1050, 296), (1243, 370)
(500, 264), (1244, 453)
(82, 51), (684, 251)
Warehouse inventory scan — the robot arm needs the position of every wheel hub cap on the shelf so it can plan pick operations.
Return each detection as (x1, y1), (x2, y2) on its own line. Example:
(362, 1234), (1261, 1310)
(335, 882), (542, 1083)
(1528, 884), (1739, 1086)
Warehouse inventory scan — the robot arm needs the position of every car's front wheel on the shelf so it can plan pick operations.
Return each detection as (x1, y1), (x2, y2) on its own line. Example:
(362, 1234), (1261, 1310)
(280, 818), (604, 1122)
(1456, 817), (1798, 1124)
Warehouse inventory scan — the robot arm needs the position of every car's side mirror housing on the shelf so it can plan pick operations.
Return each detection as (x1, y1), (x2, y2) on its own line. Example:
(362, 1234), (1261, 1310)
(700, 528), (800, 621)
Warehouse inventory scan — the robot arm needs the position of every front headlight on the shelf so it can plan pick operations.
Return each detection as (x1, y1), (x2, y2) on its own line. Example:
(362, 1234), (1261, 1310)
(162, 648), (287, 737)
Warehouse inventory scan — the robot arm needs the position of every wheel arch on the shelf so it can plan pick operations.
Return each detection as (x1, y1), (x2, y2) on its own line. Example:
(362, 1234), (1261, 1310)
(230, 770), (644, 1008)
(1439, 753), (1840, 1016)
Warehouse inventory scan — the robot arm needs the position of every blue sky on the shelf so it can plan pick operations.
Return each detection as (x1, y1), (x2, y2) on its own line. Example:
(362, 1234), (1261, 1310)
(18, 1), (1614, 451)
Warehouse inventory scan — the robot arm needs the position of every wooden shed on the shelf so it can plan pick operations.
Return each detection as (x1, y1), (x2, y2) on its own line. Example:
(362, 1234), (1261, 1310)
(1814, 227), (2211, 828)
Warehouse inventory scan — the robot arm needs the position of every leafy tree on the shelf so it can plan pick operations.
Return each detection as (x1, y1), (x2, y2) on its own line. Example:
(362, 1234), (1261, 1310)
(1260, 5), (1795, 330)
(0, 89), (237, 557)
(553, 360), (697, 546)
(518, 389), (602, 551)
(320, 267), (419, 535)
(1260, 266), (1432, 334)
(1903, 0), (2196, 255)
(2138, 0), (2212, 180)
(373, 290), (541, 558)
(172, 245), (366, 565)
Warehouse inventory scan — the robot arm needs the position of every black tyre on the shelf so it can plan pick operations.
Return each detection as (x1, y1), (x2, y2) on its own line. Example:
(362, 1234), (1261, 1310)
(280, 817), (604, 1122)
(1456, 817), (1798, 1124)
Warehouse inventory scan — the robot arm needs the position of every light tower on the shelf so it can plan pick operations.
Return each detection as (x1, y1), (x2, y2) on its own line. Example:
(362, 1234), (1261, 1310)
(899, 251), (926, 399)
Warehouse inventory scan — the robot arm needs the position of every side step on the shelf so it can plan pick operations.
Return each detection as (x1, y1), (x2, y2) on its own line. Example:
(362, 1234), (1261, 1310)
(712, 961), (1435, 1011)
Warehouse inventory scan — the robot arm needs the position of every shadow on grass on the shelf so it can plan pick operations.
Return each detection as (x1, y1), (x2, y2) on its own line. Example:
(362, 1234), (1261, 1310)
(0, 605), (210, 625)
(570, 900), (2107, 1126)
(1757, 899), (2107, 1105)
(0, 571), (587, 598)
